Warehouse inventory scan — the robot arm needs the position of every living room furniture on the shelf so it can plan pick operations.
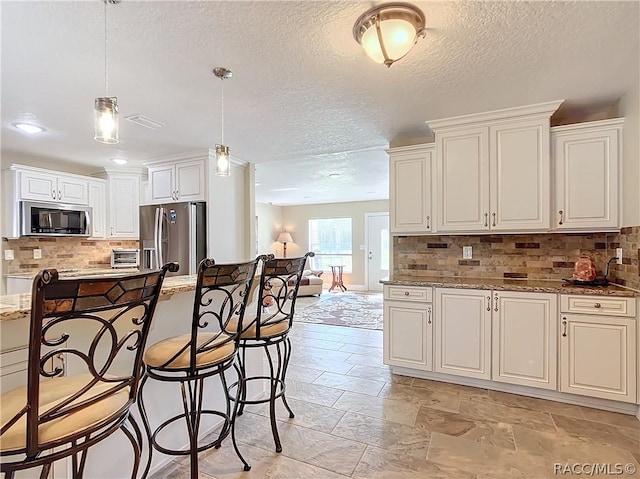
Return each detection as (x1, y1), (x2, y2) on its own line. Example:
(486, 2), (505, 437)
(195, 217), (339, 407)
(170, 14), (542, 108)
(138, 258), (260, 478)
(0, 263), (175, 479)
(297, 269), (324, 296)
(233, 253), (312, 453)
(329, 265), (347, 292)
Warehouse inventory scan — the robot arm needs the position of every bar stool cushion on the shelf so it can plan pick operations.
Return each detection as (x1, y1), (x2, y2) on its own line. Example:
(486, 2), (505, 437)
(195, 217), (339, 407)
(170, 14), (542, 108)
(226, 314), (289, 339)
(144, 332), (236, 370)
(0, 373), (130, 452)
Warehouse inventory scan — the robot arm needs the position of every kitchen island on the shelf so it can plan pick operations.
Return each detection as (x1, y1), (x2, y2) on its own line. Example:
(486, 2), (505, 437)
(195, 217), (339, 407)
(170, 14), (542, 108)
(381, 276), (640, 419)
(0, 272), (264, 478)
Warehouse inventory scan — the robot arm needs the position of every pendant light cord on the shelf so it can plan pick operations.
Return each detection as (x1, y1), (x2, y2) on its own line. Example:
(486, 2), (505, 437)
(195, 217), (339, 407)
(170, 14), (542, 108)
(104, 0), (109, 96)
(220, 78), (224, 144)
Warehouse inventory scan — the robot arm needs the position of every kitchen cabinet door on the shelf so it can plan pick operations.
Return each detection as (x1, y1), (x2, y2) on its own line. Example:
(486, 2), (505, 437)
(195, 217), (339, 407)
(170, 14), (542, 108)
(175, 160), (205, 202)
(384, 301), (432, 371)
(490, 118), (550, 231)
(560, 313), (636, 403)
(58, 176), (88, 205)
(19, 170), (58, 202)
(552, 119), (622, 231)
(492, 291), (557, 389)
(148, 164), (175, 204)
(389, 146), (433, 233)
(88, 180), (107, 238)
(108, 175), (140, 238)
(435, 126), (490, 232)
(435, 288), (491, 379)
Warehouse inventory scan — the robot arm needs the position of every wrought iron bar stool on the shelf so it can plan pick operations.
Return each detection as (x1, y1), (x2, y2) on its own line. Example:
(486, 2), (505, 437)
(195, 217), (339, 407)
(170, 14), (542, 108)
(231, 252), (313, 453)
(0, 263), (176, 479)
(138, 258), (259, 478)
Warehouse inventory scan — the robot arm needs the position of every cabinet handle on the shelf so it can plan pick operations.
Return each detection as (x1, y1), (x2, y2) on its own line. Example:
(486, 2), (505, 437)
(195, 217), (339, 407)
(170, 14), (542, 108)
(558, 210), (564, 225)
(494, 293), (498, 312)
(484, 213), (488, 227)
(492, 212), (496, 227)
(426, 215), (430, 229)
(52, 190), (56, 199)
(111, 227), (114, 236)
(58, 190), (61, 200)
(486, 295), (491, 311)
(562, 318), (567, 337)
(404, 291), (410, 296)
(427, 307), (432, 324)
(175, 190), (179, 199)
(594, 303), (601, 309)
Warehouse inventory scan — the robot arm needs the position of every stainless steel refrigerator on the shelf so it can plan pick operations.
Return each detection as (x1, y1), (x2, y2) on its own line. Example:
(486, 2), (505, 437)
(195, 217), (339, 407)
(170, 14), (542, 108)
(139, 202), (206, 276)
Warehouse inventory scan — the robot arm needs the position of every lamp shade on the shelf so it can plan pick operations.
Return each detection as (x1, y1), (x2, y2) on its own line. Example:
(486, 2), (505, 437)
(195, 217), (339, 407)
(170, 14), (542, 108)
(215, 144), (230, 177)
(277, 232), (293, 244)
(94, 97), (119, 144)
(353, 3), (426, 67)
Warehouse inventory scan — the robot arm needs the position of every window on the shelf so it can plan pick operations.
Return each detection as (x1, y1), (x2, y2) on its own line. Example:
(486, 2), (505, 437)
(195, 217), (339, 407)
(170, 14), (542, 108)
(308, 218), (352, 273)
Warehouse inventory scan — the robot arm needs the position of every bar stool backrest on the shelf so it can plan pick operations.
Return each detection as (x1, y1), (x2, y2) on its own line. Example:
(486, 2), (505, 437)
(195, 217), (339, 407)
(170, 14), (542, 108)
(253, 252), (314, 338)
(12, 262), (177, 458)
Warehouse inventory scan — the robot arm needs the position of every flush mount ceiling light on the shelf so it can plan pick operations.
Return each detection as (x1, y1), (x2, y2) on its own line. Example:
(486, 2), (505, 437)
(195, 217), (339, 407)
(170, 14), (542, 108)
(12, 122), (45, 134)
(94, 0), (120, 144)
(353, 2), (426, 67)
(213, 67), (233, 177)
(110, 158), (127, 165)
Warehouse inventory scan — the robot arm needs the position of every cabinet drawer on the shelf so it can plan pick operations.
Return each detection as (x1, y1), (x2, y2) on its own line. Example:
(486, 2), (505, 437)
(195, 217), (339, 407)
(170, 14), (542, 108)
(384, 285), (432, 302)
(560, 295), (636, 317)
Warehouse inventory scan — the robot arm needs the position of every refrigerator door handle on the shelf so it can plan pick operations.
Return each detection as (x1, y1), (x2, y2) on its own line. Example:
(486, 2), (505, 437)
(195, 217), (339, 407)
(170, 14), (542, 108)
(190, 203), (197, 273)
(157, 207), (165, 267)
(154, 207), (161, 269)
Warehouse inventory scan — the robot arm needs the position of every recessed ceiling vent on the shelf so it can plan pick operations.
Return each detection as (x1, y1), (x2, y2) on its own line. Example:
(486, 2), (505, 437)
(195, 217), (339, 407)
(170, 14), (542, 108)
(125, 114), (165, 129)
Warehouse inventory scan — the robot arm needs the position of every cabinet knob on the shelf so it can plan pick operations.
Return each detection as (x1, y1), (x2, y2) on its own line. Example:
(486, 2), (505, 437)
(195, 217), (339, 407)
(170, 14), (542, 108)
(594, 303), (601, 309)
(404, 291), (410, 296)
(558, 210), (564, 225)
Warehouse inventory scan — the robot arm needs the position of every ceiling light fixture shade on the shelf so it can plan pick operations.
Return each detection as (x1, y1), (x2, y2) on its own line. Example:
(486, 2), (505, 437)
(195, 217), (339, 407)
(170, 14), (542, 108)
(94, 0), (120, 144)
(353, 2), (426, 67)
(12, 122), (45, 134)
(213, 67), (233, 177)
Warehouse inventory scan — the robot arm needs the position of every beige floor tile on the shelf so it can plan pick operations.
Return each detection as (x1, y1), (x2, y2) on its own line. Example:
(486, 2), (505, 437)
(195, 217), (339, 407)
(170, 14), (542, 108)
(551, 413), (640, 453)
(289, 354), (354, 374)
(198, 440), (351, 479)
(298, 345), (353, 362)
(338, 343), (383, 355)
(149, 460), (206, 479)
(578, 406), (640, 429)
(292, 337), (346, 351)
(413, 378), (489, 400)
(486, 390), (584, 419)
(414, 406), (516, 451)
(331, 411), (431, 456)
(281, 363), (324, 383)
(333, 390), (421, 426)
(284, 378), (344, 407)
(234, 411), (367, 476)
(512, 424), (639, 470)
(313, 371), (385, 396)
(459, 398), (556, 433)
(243, 396), (346, 433)
(353, 445), (475, 479)
(344, 352), (386, 366)
(347, 364), (413, 385)
(289, 329), (348, 343)
(428, 432), (552, 478)
(378, 383), (461, 413)
(339, 334), (384, 347)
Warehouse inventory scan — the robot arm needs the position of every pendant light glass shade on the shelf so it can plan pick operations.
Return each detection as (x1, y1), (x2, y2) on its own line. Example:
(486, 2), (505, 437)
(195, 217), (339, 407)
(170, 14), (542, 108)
(215, 144), (230, 177)
(353, 3), (426, 67)
(94, 97), (119, 144)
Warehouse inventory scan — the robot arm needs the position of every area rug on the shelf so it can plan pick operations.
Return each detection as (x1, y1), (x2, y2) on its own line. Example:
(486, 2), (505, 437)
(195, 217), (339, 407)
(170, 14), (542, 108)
(295, 292), (383, 330)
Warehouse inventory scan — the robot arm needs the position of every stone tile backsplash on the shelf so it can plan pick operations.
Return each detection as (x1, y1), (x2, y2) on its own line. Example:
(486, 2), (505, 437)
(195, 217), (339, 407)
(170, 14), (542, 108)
(393, 226), (640, 291)
(2, 237), (139, 274)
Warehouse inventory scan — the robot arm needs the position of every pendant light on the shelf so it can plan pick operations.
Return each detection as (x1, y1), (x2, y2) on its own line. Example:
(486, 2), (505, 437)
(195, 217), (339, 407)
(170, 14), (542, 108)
(213, 67), (233, 177)
(94, 0), (120, 144)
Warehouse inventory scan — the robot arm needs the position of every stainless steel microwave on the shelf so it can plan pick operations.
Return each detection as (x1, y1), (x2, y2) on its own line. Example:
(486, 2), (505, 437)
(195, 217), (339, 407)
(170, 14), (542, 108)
(21, 201), (92, 237)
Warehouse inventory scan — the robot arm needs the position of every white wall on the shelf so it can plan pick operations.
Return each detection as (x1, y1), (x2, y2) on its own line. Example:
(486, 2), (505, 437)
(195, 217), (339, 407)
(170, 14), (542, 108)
(620, 77), (640, 227)
(256, 202), (283, 257)
(282, 200), (389, 287)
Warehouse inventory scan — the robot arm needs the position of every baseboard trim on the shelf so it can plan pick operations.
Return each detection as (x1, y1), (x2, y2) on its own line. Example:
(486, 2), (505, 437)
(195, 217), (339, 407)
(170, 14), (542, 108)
(392, 366), (640, 417)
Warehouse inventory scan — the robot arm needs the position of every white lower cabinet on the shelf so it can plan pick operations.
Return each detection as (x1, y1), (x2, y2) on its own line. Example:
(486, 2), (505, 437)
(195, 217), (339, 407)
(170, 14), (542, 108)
(383, 286), (433, 371)
(559, 295), (637, 403)
(434, 288), (491, 380)
(492, 291), (558, 389)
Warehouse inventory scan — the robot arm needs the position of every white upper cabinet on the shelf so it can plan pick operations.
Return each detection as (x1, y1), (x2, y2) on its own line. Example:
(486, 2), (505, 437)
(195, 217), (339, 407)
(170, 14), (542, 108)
(552, 119), (622, 231)
(147, 159), (206, 204)
(388, 145), (434, 233)
(87, 179), (107, 239)
(19, 169), (88, 205)
(430, 101), (560, 233)
(107, 174), (140, 238)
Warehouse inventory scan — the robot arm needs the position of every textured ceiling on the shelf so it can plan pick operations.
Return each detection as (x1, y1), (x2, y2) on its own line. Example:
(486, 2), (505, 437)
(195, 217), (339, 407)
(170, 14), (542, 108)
(1, 1), (638, 206)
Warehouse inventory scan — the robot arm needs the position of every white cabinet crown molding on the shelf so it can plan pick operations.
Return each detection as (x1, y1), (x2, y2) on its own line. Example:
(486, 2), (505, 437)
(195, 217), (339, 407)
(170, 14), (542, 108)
(427, 100), (564, 131)
(6, 164), (93, 182)
(551, 117), (624, 134)
(386, 144), (435, 155)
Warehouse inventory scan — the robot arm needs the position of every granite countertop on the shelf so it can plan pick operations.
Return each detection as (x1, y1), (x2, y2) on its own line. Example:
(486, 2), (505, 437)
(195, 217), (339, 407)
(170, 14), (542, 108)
(0, 274), (198, 323)
(381, 276), (639, 297)
(5, 268), (140, 279)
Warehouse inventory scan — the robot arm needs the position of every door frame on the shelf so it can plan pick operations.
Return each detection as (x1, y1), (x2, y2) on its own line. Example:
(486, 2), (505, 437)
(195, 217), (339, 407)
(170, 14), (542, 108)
(365, 212), (390, 291)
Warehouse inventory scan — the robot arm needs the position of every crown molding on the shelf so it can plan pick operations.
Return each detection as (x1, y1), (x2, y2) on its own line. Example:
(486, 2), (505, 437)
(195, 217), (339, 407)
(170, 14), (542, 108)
(143, 148), (248, 168)
(386, 143), (435, 155)
(550, 117), (624, 134)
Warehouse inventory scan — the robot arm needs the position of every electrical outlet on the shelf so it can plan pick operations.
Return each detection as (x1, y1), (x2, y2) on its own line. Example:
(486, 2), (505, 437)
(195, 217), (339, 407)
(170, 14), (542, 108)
(33, 249), (42, 260)
(4, 249), (14, 261)
(616, 248), (623, 264)
(463, 246), (473, 259)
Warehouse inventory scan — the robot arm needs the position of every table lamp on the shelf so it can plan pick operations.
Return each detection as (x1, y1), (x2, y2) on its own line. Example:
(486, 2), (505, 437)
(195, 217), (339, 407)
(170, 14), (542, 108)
(276, 231), (293, 258)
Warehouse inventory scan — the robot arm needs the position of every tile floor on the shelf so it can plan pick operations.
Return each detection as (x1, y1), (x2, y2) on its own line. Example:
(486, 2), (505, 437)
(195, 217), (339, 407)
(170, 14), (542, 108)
(152, 321), (640, 479)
